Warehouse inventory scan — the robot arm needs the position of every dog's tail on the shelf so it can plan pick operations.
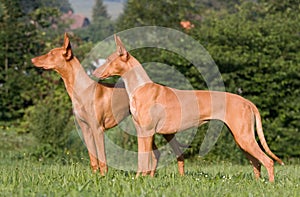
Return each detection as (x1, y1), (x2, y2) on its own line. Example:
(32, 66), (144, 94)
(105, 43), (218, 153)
(250, 102), (284, 165)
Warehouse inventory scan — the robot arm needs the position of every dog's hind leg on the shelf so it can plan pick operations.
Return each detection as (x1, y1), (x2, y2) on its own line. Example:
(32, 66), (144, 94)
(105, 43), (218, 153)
(228, 106), (275, 182)
(151, 140), (161, 176)
(163, 134), (185, 176)
(233, 132), (274, 182)
(243, 151), (261, 179)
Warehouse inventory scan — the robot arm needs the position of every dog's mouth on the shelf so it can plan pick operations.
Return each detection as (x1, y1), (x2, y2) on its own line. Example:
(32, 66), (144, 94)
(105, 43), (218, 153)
(100, 74), (110, 79)
(93, 70), (108, 79)
(33, 64), (52, 70)
(41, 65), (53, 70)
(98, 75), (109, 80)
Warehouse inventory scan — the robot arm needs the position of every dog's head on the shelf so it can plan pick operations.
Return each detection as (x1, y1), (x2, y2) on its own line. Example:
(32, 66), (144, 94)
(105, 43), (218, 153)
(31, 33), (73, 71)
(93, 35), (130, 79)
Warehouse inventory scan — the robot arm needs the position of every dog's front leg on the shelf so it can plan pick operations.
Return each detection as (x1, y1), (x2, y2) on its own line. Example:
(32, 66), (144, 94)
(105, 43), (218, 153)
(136, 136), (155, 177)
(92, 128), (107, 176)
(76, 119), (99, 172)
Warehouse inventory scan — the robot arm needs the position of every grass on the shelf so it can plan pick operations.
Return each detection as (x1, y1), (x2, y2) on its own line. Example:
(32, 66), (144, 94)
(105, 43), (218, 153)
(0, 127), (298, 196)
(0, 155), (298, 197)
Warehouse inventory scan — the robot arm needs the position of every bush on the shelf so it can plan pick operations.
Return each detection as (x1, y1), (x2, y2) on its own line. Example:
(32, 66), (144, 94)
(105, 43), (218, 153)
(24, 93), (77, 161)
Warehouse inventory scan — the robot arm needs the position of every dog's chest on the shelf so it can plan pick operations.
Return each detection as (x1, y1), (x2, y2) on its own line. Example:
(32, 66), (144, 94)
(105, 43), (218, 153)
(72, 99), (93, 122)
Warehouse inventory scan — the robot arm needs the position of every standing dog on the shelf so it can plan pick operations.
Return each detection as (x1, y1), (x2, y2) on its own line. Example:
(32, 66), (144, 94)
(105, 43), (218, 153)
(31, 33), (186, 175)
(93, 35), (284, 182)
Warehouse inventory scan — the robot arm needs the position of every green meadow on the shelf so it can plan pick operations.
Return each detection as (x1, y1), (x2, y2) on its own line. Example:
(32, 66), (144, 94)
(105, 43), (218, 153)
(0, 124), (299, 196)
(0, 152), (298, 197)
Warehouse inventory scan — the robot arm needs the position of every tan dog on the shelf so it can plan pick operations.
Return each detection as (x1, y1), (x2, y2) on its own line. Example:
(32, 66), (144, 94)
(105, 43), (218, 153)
(93, 35), (284, 182)
(31, 33), (185, 176)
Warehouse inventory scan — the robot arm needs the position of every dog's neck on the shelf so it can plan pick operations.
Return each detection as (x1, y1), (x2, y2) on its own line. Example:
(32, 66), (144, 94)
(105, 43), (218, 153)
(59, 57), (94, 100)
(121, 57), (152, 98)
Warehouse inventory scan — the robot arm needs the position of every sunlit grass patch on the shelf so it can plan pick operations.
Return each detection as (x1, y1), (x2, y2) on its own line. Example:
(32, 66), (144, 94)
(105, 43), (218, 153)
(0, 157), (298, 196)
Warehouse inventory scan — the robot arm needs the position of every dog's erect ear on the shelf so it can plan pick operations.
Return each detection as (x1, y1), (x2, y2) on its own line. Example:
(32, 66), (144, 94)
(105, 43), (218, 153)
(63, 33), (73, 61)
(114, 34), (128, 61)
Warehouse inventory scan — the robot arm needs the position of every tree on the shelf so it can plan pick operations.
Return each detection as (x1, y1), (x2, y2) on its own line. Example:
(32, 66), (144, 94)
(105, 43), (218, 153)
(191, 1), (300, 158)
(92, 0), (109, 19)
(37, 0), (72, 13)
(0, 0), (90, 160)
(195, 0), (242, 11)
(0, 2), (4, 17)
(75, 0), (114, 42)
(0, 0), (73, 121)
(258, 0), (300, 13)
(117, 0), (198, 31)
(0, 0), (39, 120)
